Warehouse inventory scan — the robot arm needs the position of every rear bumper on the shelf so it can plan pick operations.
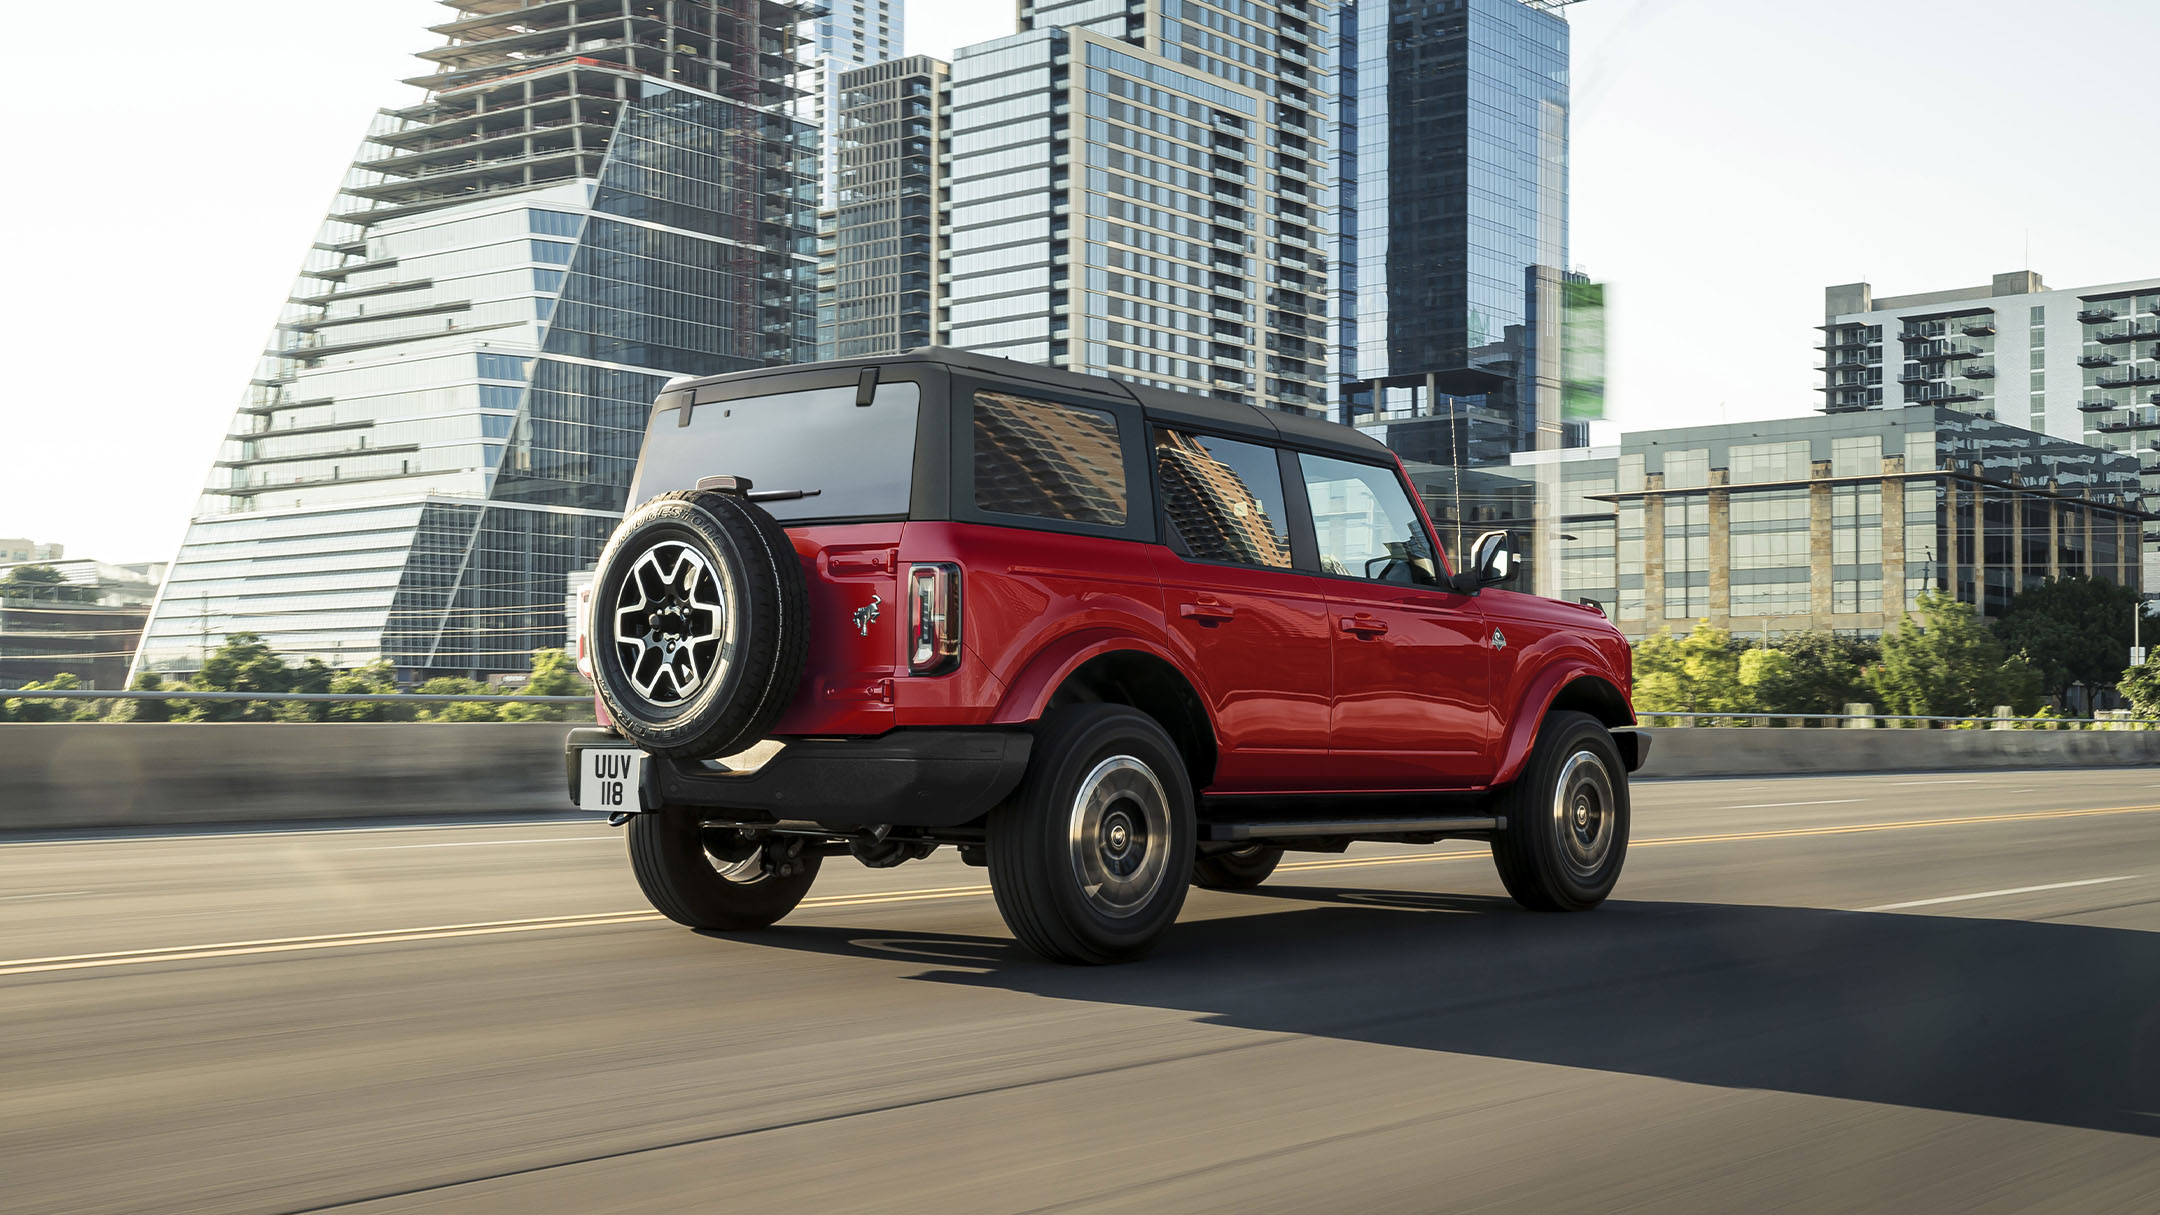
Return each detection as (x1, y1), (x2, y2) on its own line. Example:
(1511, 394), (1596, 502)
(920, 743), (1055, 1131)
(564, 727), (1032, 829)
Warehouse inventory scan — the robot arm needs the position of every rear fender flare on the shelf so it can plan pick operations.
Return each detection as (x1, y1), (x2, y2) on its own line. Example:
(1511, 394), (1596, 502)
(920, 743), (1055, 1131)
(991, 629), (1200, 726)
(1492, 664), (1632, 787)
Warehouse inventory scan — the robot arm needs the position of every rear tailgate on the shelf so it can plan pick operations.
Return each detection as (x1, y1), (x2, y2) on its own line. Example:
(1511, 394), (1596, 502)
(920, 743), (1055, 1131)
(770, 522), (905, 736)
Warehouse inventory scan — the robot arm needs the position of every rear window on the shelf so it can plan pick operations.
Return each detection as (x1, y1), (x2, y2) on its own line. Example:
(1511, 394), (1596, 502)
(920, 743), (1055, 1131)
(971, 391), (1128, 526)
(631, 382), (921, 521)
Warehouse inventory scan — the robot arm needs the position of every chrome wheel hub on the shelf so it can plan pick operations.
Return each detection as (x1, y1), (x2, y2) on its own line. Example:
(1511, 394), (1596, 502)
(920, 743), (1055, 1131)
(1551, 750), (1616, 879)
(612, 540), (732, 706)
(1068, 755), (1170, 919)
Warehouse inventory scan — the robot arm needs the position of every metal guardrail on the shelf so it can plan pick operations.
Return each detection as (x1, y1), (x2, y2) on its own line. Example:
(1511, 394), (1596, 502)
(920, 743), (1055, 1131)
(1636, 710), (2160, 728)
(1, 689), (590, 705)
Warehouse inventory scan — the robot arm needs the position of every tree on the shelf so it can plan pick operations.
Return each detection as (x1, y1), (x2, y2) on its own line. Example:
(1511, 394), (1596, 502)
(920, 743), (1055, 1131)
(500, 648), (592, 722)
(1631, 623), (1757, 716)
(1991, 576), (2142, 713)
(107, 670), (176, 722)
(2120, 660), (2160, 719)
(4, 673), (102, 721)
(326, 661), (415, 722)
(0, 564), (95, 604)
(1872, 591), (2042, 719)
(187, 632), (294, 721)
(1762, 632), (1879, 717)
(272, 658), (336, 722)
(413, 676), (503, 722)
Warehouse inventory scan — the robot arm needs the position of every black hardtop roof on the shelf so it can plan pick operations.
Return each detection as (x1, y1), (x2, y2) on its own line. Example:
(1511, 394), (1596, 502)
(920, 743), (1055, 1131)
(667, 347), (1393, 462)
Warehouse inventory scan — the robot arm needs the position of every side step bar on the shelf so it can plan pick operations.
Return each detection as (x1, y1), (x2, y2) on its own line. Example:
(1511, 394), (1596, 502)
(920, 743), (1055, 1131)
(1200, 816), (1503, 843)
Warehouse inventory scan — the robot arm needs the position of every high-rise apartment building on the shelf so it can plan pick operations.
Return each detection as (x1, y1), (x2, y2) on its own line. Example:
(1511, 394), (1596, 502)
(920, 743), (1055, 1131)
(933, 1), (1340, 416)
(1342, 0), (1573, 460)
(801, 0), (904, 202)
(1819, 270), (2160, 581)
(819, 55), (945, 359)
(135, 0), (819, 679)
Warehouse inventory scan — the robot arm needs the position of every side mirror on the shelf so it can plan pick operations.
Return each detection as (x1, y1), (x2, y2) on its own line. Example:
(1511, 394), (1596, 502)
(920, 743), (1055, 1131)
(1448, 529), (1516, 595)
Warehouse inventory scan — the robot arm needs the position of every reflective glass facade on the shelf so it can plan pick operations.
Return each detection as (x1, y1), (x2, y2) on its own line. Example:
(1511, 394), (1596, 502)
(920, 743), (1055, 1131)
(820, 56), (945, 358)
(1344, 0), (1569, 457)
(137, 3), (818, 679)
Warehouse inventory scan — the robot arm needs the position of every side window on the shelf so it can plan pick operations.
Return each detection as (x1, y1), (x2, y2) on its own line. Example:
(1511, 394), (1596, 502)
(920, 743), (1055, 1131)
(1154, 429), (1293, 569)
(1298, 453), (1437, 584)
(971, 391), (1128, 526)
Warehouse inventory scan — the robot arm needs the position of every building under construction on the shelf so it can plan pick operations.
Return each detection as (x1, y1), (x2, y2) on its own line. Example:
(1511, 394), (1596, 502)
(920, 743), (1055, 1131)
(137, 1), (821, 679)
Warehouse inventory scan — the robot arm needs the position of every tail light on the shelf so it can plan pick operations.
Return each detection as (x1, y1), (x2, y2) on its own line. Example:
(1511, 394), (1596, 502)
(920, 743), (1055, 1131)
(906, 563), (962, 675)
(575, 587), (593, 678)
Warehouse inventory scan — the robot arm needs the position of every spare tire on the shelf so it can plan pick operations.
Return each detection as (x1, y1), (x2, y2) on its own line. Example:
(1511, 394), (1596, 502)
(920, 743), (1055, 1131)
(589, 489), (808, 760)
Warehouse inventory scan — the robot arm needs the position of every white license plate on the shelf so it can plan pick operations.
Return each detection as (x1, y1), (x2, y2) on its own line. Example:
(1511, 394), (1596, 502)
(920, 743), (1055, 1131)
(580, 748), (644, 812)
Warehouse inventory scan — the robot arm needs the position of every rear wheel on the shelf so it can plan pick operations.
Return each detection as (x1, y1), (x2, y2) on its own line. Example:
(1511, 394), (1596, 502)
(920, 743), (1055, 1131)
(1491, 711), (1628, 911)
(628, 808), (821, 930)
(1193, 844), (1283, 890)
(988, 706), (1196, 964)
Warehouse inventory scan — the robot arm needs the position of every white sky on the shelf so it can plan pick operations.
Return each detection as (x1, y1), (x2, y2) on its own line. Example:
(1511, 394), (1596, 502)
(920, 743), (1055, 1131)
(4, 0), (2154, 563)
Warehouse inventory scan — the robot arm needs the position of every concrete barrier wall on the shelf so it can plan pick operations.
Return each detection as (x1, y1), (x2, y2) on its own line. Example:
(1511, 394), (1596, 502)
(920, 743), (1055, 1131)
(1638, 726), (2160, 779)
(3, 722), (2157, 833)
(0, 723), (576, 832)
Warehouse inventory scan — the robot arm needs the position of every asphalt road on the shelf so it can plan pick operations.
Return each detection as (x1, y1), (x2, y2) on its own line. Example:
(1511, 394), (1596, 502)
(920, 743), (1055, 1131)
(5, 770), (2160, 1214)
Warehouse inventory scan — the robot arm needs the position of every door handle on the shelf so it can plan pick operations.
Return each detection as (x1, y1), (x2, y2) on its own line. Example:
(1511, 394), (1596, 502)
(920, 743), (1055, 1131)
(1339, 614), (1389, 638)
(1179, 600), (1236, 625)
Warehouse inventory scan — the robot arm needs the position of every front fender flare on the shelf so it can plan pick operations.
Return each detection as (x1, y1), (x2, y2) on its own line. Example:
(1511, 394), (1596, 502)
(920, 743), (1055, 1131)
(1491, 663), (1627, 787)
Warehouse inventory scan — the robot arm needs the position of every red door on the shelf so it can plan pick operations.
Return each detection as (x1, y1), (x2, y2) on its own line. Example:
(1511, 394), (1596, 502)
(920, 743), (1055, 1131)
(1150, 427), (1332, 792)
(1295, 451), (1496, 789)
(1154, 548), (1333, 791)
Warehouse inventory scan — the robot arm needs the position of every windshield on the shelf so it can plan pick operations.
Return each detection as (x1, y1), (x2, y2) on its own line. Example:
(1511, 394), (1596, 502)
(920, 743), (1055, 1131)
(630, 382), (922, 521)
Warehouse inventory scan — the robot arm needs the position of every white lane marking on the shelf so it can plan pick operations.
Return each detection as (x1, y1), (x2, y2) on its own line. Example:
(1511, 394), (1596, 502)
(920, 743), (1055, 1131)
(1891, 779), (1981, 786)
(1731, 799), (1863, 809)
(1864, 875), (2142, 912)
(0, 820), (605, 848)
(0, 891), (92, 902)
(364, 837), (616, 850)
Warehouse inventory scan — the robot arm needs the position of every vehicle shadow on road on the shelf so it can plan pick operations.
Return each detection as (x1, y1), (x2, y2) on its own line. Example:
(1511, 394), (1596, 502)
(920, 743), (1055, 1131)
(763, 888), (2160, 1138)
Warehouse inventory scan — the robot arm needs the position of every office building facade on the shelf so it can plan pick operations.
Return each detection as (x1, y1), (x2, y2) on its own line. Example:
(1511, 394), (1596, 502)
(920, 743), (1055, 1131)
(1464, 408), (2148, 640)
(136, 0), (819, 678)
(933, 1), (1340, 416)
(801, 0), (904, 202)
(1820, 270), (2160, 583)
(819, 55), (945, 358)
(1342, 0), (1572, 461)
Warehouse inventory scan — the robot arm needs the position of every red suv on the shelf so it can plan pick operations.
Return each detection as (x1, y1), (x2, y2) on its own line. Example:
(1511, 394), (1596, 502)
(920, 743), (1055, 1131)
(567, 350), (1646, 963)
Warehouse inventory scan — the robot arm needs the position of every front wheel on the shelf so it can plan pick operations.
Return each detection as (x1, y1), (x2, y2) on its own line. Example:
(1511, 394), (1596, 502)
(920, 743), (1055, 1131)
(628, 809), (821, 930)
(1490, 711), (1629, 911)
(987, 705), (1196, 964)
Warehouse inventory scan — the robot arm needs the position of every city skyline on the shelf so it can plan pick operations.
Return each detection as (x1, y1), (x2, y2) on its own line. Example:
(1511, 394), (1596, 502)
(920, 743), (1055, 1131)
(7, 0), (2159, 564)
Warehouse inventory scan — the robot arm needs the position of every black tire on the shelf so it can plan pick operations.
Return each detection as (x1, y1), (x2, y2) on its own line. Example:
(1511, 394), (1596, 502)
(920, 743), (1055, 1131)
(1193, 844), (1284, 890)
(589, 490), (807, 760)
(1490, 710), (1629, 911)
(987, 705), (1196, 964)
(627, 809), (821, 930)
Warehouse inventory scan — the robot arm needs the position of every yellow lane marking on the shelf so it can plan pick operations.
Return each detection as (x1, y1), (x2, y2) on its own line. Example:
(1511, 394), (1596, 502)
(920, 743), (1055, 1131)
(6, 803), (2156, 978)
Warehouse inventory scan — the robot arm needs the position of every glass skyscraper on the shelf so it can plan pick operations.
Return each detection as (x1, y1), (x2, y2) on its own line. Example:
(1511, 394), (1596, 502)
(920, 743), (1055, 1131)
(1342, 0), (1571, 457)
(135, 1), (819, 679)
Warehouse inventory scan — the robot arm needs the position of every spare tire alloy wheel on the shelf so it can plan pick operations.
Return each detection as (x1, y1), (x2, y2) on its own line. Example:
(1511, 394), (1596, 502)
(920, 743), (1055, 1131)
(590, 490), (809, 761)
(615, 540), (732, 707)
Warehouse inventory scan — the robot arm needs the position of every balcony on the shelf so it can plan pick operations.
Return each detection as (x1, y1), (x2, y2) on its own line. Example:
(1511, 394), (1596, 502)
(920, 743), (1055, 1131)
(2095, 367), (2160, 389)
(1963, 364), (1996, 379)
(2096, 322), (2160, 344)
(1897, 366), (1936, 384)
(2096, 409), (2160, 432)
(1898, 324), (1947, 342)
(2078, 307), (2120, 325)
(2080, 397), (2125, 413)
(1960, 319), (1998, 336)
(2080, 352), (2120, 368)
